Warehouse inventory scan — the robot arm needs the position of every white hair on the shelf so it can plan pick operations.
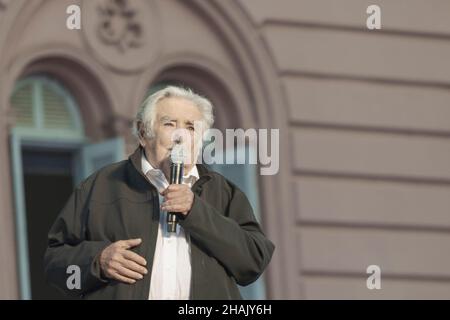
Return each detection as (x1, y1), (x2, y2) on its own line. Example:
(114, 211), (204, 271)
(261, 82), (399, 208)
(134, 85), (215, 139)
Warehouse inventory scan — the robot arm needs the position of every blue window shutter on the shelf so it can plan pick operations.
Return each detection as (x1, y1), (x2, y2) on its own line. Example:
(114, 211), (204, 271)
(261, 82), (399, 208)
(75, 137), (126, 184)
(9, 130), (32, 300)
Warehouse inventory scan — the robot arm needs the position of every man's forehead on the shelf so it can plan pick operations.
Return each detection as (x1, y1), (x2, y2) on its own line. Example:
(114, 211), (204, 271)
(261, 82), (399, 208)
(160, 115), (194, 122)
(156, 99), (202, 120)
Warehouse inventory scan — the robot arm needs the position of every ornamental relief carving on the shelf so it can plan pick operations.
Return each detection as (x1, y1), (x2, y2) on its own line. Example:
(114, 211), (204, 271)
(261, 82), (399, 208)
(82, 0), (160, 73)
(0, 0), (10, 10)
(97, 0), (144, 53)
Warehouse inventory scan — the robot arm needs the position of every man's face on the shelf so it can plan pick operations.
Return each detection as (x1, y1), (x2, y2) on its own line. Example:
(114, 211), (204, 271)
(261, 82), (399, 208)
(139, 97), (204, 175)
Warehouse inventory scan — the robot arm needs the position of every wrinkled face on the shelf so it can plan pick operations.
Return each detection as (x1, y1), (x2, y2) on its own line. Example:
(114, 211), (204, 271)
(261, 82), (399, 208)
(139, 97), (204, 175)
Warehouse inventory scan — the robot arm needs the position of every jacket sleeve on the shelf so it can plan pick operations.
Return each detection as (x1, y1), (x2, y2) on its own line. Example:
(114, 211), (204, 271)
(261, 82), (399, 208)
(43, 180), (111, 297)
(179, 182), (275, 286)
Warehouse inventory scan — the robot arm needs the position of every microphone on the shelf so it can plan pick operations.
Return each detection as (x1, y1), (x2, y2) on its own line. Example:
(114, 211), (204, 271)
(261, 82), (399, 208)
(167, 143), (184, 233)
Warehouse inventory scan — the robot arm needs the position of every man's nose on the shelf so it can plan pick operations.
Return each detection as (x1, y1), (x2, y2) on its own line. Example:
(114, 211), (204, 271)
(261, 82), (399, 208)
(171, 128), (190, 144)
(173, 135), (183, 144)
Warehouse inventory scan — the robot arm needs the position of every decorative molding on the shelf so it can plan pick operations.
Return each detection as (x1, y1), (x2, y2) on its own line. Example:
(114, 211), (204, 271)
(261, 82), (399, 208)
(82, 0), (161, 73)
(97, 0), (144, 53)
(0, 0), (11, 10)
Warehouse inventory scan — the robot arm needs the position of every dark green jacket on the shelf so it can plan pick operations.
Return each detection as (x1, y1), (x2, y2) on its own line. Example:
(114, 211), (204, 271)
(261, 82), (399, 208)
(44, 147), (275, 299)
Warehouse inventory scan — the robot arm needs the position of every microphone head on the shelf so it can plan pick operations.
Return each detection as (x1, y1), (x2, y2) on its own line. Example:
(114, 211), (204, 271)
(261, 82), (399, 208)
(170, 143), (185, 164)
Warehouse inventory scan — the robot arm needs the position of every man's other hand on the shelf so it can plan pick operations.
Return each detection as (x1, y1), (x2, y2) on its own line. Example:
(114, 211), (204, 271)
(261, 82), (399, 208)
(99, 238), (148, 284)
(160, 184), (194, 216)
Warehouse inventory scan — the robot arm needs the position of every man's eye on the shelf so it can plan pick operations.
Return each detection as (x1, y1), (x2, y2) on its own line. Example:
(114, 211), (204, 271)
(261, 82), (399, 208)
(187, 126), (195, 131)
(164, 123), (174, 127)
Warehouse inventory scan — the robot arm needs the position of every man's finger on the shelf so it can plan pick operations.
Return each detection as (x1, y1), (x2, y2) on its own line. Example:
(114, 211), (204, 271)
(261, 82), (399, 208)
(160, 186), (172, 196)
(161, 204), (187, 213)
(163, 190), (187, 200)
(111, 271), (136, 284)
(122, 258), (148, 275)
(121, 238), (142, 249)
(116, 265), (144, 280)
(162, 196), (191, 207)
(161, 184), (187, 195)
(122, 250), (147, 267)
(168, 184), (185, 191)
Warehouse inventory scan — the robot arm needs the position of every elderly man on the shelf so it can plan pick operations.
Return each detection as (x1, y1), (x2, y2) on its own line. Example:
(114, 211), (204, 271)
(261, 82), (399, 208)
(44, 86), (275, 299)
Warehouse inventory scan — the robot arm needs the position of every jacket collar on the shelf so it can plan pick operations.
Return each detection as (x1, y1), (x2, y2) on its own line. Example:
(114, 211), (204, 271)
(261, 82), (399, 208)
(130, 146), (145, 176)
(129, 146), (213, 183)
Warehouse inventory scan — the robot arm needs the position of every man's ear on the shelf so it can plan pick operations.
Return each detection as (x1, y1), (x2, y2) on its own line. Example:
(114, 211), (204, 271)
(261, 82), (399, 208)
(137, 122), (146, 147)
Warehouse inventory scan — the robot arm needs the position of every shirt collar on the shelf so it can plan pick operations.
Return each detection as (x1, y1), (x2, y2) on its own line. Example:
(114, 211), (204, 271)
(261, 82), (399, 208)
(141, 149), (199, 182)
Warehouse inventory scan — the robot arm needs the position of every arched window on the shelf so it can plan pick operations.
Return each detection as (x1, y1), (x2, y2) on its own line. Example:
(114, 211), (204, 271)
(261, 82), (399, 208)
(11, 75), (84, 139)
(10, 75), (123, 299)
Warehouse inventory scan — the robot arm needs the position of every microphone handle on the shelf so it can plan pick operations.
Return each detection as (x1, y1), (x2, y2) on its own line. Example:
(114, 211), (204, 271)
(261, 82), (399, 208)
(167, 163), (184, 233)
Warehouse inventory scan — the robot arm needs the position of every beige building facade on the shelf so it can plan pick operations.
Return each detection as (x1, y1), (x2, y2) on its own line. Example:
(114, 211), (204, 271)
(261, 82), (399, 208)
(1, 0), (450, 299)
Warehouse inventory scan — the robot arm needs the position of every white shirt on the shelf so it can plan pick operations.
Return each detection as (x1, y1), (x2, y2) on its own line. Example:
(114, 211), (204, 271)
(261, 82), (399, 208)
(141, 151), (199, 300)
